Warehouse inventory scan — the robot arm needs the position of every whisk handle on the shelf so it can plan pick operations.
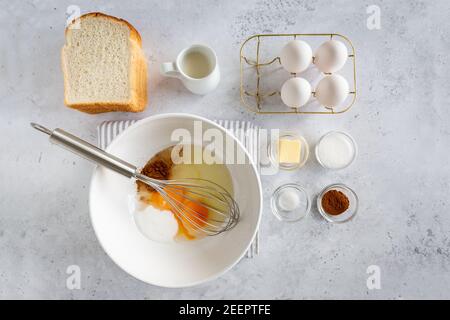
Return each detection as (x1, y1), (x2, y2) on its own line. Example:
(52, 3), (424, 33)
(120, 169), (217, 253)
(50, 128), (138, 178)
(31, 123), (137, 178)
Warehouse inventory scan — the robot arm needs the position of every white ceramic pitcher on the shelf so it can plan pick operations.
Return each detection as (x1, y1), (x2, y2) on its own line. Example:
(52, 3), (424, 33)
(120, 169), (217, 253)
(160, 44), (220, 95)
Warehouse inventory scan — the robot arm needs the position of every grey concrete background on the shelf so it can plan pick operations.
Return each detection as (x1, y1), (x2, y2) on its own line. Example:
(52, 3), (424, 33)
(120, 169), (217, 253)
(1, 0), (449, 299)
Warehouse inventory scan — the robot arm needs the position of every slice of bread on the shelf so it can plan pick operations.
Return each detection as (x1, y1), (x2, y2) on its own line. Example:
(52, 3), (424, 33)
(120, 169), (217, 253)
(61, 12), (147, 114)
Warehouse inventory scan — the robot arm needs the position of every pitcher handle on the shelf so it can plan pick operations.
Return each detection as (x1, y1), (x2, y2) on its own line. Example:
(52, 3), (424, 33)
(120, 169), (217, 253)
(160, 62), (180, 78)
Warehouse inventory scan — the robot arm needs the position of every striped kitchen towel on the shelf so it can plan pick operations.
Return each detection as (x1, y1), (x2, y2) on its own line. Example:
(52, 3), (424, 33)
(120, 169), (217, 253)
(97, 119), (260, 258)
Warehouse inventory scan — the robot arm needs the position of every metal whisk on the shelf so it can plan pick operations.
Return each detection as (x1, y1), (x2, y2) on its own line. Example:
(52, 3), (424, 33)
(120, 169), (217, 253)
(31, 123), (240, 236)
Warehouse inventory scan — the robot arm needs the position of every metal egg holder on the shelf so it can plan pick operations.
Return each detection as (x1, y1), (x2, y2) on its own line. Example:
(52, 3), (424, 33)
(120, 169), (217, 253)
(239, 33), (357, 115)
(239, 34), (359, 222)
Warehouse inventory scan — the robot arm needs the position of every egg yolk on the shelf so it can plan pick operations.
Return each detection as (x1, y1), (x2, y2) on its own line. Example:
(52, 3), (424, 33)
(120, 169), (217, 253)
(148, 188), (209, 240)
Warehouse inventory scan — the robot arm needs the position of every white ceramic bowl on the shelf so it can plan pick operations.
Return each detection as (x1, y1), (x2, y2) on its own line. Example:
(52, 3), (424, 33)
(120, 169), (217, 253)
(89, 113), (262, 287)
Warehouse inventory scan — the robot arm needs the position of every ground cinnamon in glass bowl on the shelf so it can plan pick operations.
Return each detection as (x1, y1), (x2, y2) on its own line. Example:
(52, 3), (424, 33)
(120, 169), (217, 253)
(317, 184), (358, 223)
(321, 190), (349, 215)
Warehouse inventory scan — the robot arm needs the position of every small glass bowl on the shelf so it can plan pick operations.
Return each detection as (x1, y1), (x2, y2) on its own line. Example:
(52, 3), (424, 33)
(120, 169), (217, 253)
(317, 183), (358, 223)
(268, 131), (309, 171)
(271, 183), (311, 222)
(315, 131), (357, 170)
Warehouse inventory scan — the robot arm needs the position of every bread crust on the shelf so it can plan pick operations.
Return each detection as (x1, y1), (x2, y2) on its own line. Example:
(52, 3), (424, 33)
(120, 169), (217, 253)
(129, 41), (148, 112)
(62, 12), (147, 114)
(65, 12), (142, 46)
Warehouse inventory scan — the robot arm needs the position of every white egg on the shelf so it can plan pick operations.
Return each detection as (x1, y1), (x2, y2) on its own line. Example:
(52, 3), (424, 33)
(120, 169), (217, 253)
(314, 40), (348, 73)
(280, 77), (312, 108)
(315, 74), (349, 107)
(280, 40), (312, 73)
